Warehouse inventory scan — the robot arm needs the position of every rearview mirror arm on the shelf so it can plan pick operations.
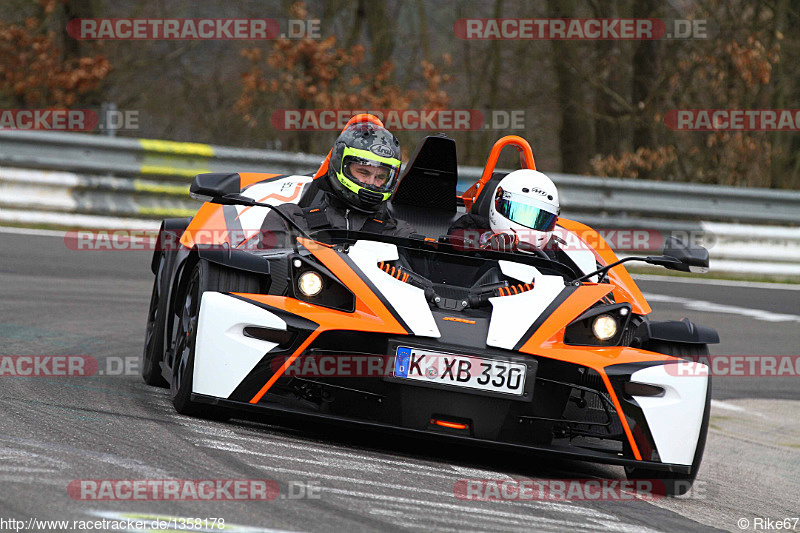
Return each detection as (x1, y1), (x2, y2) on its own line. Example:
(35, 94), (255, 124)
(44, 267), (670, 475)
(574, 255), (681, 283)
(211, 193), (315, 249)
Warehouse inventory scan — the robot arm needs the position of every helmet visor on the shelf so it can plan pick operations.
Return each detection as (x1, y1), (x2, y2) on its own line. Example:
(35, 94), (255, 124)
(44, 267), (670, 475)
(494, 187), (558, 232)
(343, 157), (398, 190)
(341, 149), (400, 193)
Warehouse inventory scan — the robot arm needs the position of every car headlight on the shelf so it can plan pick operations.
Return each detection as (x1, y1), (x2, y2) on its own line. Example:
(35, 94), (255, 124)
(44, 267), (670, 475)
(592, 314), (618, 341)
(289, 255), (355, 312)
(298, 271), (323, 297)
(564, 304), (631, 346)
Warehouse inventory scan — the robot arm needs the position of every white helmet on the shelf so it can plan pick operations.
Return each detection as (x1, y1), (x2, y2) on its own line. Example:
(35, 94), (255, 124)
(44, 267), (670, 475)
(488, 169), (560, 251)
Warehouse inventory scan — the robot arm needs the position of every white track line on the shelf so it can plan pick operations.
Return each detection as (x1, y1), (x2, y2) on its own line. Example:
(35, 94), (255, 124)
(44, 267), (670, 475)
(633, 273), (800, 290)
(182, 424), (456, 474)
(710, 400), (746, 412)
(320, 487), (625, 525)
(247, 464), (611, 517)
(642, 293), (800, 323)
(0, 226), (66, 237)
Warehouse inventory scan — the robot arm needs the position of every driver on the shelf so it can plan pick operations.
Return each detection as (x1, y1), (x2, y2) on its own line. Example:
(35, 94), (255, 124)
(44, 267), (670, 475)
(259, 120), (416, 246)
(449, 169), (561, 255)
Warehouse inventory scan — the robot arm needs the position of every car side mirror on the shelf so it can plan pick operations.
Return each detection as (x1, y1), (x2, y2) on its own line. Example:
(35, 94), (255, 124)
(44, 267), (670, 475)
(657, 236), (710, 273)
(190, 173), (241, 202)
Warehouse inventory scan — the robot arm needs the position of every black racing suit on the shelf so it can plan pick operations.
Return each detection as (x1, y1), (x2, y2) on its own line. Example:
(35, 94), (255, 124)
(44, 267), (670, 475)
(259, 186), (416, 248)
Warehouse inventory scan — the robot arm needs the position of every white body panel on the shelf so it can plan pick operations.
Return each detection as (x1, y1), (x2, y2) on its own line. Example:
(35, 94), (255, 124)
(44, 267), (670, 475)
(486, 274), (565, 350)
(630, 362), (710, 465)
(193, 292), (286, 399)
(498, 260), (540, 284)
(347, 240), (440, 338)
(242, 175), (313, 206)
(563, 248), (598, 282)
(232, 175), (313, 243)
(349, 240), (400, 262)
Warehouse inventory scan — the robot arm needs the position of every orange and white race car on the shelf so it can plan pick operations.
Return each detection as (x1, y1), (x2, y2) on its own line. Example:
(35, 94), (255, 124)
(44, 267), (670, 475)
(142, 117), (718, 496)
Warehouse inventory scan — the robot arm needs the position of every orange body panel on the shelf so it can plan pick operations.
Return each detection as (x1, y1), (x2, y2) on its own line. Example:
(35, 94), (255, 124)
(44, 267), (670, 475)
(239, 291), (407, 405)
(521, 344), (674, 373)
(249, 329), (321, 404)
(519, 340), (676, 461)
(521, 284), (613, 350)
(298, 238), (408, 333)
(599, 370), (642, 460)
(239, 172), (281, 188)
(556, 218), (651, 315)
(237, 294), (407, 336)
(180, 202), (227, 249)
(517, 282), (663, 460)
(240, 237), (411, 402)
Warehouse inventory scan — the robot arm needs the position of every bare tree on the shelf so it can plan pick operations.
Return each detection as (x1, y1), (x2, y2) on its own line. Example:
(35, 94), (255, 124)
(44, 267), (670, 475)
(547, 0), (594, 173)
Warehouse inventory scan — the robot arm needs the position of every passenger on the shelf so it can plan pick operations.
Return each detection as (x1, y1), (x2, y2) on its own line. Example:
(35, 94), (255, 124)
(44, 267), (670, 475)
(449, 169), (560, 255)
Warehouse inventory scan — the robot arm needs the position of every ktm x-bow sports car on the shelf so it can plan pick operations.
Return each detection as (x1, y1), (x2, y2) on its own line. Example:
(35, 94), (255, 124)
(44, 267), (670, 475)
(142, 116), (718, 495)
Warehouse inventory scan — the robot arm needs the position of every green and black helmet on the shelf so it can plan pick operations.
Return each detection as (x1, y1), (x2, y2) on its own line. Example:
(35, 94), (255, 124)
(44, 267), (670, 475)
(328, 121), (402, 212)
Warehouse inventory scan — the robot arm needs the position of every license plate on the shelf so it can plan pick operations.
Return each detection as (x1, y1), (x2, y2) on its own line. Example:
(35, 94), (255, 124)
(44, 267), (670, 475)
(393, 346), (526, 396)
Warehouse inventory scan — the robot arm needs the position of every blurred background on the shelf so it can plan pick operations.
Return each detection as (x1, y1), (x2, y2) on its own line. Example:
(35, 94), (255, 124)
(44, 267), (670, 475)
(1, 0), (797, 189)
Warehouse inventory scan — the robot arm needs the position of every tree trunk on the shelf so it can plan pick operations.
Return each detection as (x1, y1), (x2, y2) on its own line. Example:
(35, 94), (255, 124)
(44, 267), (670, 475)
(547, 0), (594, 173)
(593, 0), (633, 156)
(61, 0), (95, 60)
(345, 0), (366, 50)
(366, 0), (396, 69)
(631, 0), (662, 150)
(416, 0), (431, 63)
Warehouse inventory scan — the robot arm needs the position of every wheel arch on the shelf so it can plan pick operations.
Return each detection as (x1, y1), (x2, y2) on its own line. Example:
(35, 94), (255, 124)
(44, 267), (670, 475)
(151, 217), (193, 275)
(635, 318), (720, 347)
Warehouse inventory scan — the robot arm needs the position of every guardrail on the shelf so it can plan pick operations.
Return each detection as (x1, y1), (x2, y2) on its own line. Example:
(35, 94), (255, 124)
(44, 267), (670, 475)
(3, 130), (800, 225)
(0, 130), (323, 180)
(1, 130), (798, 278)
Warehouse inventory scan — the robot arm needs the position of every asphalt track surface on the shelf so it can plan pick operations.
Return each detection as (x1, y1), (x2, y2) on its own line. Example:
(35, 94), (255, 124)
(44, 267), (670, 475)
(0, 230), (797, 532)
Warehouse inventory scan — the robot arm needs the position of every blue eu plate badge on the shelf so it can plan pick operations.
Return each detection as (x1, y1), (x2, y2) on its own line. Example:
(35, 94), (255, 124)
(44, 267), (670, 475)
(394, 347), (411, 378)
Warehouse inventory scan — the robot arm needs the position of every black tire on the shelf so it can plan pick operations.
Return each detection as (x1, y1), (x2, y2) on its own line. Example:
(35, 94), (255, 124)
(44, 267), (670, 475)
(625, 341), (712, 496)
(142, 252), (170, 387)
(171, 259), (261, 418)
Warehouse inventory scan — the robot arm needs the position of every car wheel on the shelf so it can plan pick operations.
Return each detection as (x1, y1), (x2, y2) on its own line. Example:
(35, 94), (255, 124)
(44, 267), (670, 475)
(625, 340), (712, 496)
(142, 252), (169, 387)
(171, 259), (261, 419)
